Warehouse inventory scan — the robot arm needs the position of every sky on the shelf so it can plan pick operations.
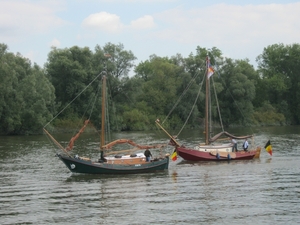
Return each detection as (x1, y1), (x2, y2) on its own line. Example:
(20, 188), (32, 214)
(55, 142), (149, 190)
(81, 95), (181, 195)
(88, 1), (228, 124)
(1, 0), (300, 69)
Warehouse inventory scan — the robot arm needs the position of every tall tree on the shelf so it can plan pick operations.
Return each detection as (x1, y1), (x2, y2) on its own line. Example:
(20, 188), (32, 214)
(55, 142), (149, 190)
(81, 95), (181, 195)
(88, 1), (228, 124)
(257, 43), (300, 124)
(216, 58), (256, 126)
(45, 44), (137, 130)
(102, 42), (136, 78)
(0, 43), (55, 134)
(45, 46), (95, 119)
(18, 64), (56, 133)
(93, 43), (137, 101)
(93, 43), (137, 130)
(134, 55), (188, 129)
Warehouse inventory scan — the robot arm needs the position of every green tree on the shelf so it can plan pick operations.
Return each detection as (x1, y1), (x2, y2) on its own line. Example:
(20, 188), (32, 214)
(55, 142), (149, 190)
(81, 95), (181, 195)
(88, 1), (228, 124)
(216, 58), (256, 127)
(18, 65), (56, 133)
(0, 44), (22, 133)
(135, 56), (182, 123)
(253, 101), (285, 126)
(45, 43), (137, 130)
(45, 46), (95, 120)
(186, 46), (225, 128)
(94, 43), (137, 104)
(0, 43), (55, 134)
(256, 43), (300, 124)
(93, 43), (137, 130)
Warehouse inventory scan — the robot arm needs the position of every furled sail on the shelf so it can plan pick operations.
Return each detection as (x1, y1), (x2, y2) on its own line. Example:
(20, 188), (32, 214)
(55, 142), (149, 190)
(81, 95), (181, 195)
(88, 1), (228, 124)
(66, 120), (90, 151)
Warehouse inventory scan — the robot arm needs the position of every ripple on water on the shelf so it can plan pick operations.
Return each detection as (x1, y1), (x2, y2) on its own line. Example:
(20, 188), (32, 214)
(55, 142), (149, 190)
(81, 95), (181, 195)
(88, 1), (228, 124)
(1, 131), (300, 224)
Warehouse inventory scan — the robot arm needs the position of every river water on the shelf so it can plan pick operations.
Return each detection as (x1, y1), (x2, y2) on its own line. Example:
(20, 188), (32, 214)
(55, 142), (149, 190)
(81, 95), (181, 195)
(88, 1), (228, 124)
(0, 126), (299, 224)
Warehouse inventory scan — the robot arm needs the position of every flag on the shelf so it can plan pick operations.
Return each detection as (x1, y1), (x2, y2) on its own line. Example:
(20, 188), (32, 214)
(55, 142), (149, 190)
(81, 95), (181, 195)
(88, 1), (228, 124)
(171, 149), (177, 161)
(206, 57), (214, 79)
(264, 140), (272, 156)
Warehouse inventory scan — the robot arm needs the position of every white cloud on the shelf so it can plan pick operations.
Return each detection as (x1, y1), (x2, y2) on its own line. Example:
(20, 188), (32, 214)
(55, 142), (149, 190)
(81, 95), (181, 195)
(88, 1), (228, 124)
(150, 3), (300, 62)
(130, 15), (155, 29)
(0, 0), (67, 41)
(49, 38), (61, 48)
(84, 0), (175, 2)
(82, 12), (123, 33)
(156, 4), (286, 42)
(3, 1), (300, 68)
(81, 12), (156, 34)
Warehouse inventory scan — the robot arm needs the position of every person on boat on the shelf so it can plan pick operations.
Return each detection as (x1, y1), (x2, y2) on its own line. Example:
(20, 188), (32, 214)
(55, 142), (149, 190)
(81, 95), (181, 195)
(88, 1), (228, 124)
(243, 139), (249, 151)
(99, 150), (107, 163)
(231, 138), (238, 152)
(144, 149), (152, 162)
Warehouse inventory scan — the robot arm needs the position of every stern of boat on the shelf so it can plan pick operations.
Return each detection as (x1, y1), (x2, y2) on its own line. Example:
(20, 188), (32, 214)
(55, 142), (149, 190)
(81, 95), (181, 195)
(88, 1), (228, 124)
(253, 146), (261, 159)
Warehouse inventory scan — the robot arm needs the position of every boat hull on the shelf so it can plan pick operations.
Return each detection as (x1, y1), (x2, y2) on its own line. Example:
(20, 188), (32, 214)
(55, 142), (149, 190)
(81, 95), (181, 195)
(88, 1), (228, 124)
(177, 146), (261, 161)
(57, 154), (169, 174)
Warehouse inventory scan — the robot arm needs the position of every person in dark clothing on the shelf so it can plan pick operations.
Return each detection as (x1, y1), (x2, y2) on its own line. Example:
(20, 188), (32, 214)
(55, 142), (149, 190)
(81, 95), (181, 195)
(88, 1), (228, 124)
(144, 149), (152, 162)
(231, 138), (238, 152)
(99, 150), (107, 162)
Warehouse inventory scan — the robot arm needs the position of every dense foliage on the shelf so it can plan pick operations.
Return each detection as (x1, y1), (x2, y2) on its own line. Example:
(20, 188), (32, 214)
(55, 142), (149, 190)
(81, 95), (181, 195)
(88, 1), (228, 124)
(0, 44), (55, 134)
(1, 42), (298, 135)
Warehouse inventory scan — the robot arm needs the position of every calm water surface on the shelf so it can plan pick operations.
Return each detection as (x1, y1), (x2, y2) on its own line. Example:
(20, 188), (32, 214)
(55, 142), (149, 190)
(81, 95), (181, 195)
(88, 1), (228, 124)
(0, 126), (300, 224)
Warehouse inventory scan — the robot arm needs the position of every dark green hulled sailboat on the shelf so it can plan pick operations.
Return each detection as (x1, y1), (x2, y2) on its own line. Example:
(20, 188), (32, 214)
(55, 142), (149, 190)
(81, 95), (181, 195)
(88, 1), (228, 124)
(55, 153), (169, 174)
(44, 73), (169, 174)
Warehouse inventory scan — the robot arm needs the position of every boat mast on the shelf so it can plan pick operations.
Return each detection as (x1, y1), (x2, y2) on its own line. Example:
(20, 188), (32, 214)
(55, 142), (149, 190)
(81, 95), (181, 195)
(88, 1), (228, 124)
(205, 56), (209, 145)
(101, 75), (106, 148)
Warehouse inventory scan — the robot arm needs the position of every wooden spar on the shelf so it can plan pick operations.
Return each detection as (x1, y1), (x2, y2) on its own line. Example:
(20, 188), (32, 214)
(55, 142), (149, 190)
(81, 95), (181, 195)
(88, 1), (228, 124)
(205, 56), (209, 145)
(101, 75), (106, 149)
(104, 144), (166, 155)
(43, 128), (71, 157)
(106, 147), (142, 155)
(105, 147), (152, 155)
(66, 120), (89, 151)
(102, 138), (166, 150)
(155, 119), (181, 147)
(216, 137), (231, 141)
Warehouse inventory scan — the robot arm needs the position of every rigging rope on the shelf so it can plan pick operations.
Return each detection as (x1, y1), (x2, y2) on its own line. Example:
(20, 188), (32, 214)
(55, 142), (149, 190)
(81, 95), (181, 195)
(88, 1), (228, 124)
(211, 76), (225, 132)
(68, 74), (102, 146)
(162, 69), (202, 125)
(43, 71), (106, 128)
(209, 53), (255, 135)
(176, 74), (205, 137)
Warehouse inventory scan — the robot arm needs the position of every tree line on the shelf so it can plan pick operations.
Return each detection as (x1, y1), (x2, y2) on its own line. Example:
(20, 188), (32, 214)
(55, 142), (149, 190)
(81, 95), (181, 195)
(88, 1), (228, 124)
(0, 42), (299, 135)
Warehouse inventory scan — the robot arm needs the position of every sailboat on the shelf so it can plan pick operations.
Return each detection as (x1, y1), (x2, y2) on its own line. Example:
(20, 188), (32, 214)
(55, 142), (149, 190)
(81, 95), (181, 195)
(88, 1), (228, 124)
(156, 56), (261, 161)
(44, 73), (169, 174)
